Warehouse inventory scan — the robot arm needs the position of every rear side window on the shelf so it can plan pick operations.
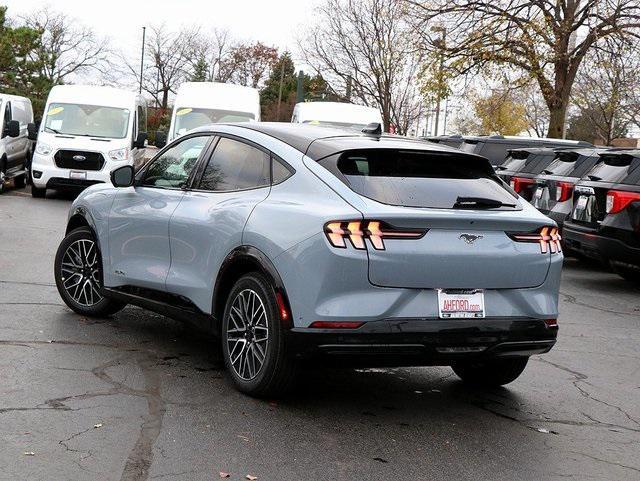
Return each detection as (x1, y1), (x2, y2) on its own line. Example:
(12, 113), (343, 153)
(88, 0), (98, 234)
(320, 149), (518, 209)
(199, 137), (270, 191)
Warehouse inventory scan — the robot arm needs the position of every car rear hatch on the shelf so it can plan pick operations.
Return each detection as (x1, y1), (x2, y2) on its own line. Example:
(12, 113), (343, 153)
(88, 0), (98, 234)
(532, 149), (603, 213)
(570, 151), (640, 228)
(320, 148), (557, 290)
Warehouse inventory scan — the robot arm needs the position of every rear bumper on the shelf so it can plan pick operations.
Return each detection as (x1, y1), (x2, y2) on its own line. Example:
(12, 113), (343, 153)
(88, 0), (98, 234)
(563, 224), (640, 265)
(288, 317), (557, 366)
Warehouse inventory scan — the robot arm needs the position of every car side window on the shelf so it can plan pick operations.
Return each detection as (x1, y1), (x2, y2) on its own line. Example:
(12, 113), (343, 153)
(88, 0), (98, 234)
(141, 135), (208, 188)
(2, 103), (11, 138)
(272, 157), (293, 184)
(199, 137), (270, 191)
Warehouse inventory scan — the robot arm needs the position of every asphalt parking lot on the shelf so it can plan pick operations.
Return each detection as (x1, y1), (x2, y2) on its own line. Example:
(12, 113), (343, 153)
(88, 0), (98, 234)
(1, 185), (639, 481)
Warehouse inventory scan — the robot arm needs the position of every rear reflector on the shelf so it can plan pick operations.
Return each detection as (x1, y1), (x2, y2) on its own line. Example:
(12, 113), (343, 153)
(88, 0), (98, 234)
(606, 190), (640, 214)
(544, 319), (558, 328)
(309, 321), (365, 329)
(275, 292), (289, 322)
(508, 226), (562, 254)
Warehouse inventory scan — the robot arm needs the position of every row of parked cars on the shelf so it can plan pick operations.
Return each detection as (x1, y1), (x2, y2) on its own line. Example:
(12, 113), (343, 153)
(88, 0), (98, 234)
(428, 135), (640, 282)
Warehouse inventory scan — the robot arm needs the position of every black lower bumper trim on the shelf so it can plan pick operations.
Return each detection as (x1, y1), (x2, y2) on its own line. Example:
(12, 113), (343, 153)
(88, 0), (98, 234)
(46, 177), (104, 190)
(288, 318), (557, 366)
(563, 225), (640, 265)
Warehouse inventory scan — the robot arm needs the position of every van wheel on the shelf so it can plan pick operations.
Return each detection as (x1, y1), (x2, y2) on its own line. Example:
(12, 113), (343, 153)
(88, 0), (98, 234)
(0, 159), (6, 194)
(222, 272), (297, 397)
(610, 262), (640, 283)
(54, 227), (126, 317)
(452, 357), (529, 386)
(14, 173), (26, 189)
(31, 183), (46, 198)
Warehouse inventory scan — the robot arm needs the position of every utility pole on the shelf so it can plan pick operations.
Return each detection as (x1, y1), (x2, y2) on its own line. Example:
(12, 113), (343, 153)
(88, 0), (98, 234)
(139, 26), (146, 95)
(432, 26), (446, 137)
(296, 70), (304, 104)
(276, 60), (285, 121)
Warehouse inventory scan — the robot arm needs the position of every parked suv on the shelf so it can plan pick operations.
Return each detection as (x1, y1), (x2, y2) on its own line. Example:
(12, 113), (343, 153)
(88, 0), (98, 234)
(563, 150), (640, 281)
(531, 148), (607, 230)
(496, 148), (560, 201)
(0, 93), (34, 193)
(53, 123), (562, 396)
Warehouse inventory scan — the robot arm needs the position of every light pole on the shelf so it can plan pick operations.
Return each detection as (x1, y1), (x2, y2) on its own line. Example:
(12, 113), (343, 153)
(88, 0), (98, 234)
(139, 26), (146, 95)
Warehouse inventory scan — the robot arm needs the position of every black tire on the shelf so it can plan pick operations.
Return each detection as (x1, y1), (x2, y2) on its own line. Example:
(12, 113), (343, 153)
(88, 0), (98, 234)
(452, 357), (529, 387)
(0, 158), (5, 194)
(54, 227), (126, 317)
(31, 183), (46, 198)
(14, 173), (26, 189)
(221, 272), (297, 397)
(610, 262), (640, 283)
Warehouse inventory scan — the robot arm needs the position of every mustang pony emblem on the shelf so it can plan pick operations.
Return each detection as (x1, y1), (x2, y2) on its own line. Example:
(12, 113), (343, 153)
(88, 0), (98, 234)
(459, 234), (483, 244)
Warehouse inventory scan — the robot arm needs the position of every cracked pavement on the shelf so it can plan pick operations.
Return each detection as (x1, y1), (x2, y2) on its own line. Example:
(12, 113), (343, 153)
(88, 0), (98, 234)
(1, 187), (639, 481)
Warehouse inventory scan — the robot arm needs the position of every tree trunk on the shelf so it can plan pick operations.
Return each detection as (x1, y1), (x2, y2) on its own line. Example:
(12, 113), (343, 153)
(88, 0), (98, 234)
(547, 102), (568, 139)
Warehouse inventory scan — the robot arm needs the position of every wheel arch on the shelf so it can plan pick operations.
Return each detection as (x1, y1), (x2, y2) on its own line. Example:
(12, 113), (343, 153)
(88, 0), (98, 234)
(212, 246), (291, 330)
(65, 207), (104, 255)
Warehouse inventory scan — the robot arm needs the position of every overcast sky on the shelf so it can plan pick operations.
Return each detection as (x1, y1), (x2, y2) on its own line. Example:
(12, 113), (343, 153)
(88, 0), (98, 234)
(5, 0), (317, 63)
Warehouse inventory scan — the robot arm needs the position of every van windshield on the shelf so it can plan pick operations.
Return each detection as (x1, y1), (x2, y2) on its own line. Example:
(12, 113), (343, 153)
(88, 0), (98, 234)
(174, 107), (254, 137)
(43, 103), (130, 139)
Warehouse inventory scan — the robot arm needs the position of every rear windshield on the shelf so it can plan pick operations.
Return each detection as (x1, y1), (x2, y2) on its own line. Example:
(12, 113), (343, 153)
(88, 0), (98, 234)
(319, 149), (518, 209)
(521, 152), (557, 174)
(543, 152), (600, 178)
(498, 151), (530, 172)
(586, 154), (640, 184)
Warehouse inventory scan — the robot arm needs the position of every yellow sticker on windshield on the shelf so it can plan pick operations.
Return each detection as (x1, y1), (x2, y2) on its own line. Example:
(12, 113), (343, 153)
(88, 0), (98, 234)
(47, 106), (64, 116)
(309, 120), (320, 125)
(176, 108), (192, 116)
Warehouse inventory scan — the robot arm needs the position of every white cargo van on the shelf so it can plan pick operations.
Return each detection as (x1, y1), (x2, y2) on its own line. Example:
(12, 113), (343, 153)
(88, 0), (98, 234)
(291, 101), (383, 130)
(0, 93), (34, 194)
(30, 85), (148, 198)
(164, 82), (260, 144)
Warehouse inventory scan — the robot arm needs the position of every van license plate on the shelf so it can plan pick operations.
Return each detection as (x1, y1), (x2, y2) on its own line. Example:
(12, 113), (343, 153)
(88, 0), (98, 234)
(438, 290), (485, 319)
(69, 171), (87, 180)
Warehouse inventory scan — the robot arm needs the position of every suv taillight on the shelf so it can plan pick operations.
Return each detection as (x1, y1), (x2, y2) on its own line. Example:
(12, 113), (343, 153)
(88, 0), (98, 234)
(510, 176), (536, 194)
(555, 182), (574, 202)
(606, 190), (640, 214)
(508, 226), (562, 254)
(324, 220), (426, 251)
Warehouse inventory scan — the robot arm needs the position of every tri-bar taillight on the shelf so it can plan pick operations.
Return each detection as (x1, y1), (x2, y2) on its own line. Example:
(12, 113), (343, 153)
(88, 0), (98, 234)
(606, 190), (640, 214)
(324, 220), (426, 250)
(508, 226), (562, 254)
(555, 181), (574, 202)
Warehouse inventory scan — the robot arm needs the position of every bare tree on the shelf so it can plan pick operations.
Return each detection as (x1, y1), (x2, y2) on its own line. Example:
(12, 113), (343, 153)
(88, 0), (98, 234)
(22, 7), (111, 84)
(125, 25), (198, 109)
(186, 28), (236, 83)
(409, 0), (640, 138)
(299, 0), (424, 134)
(571, 37), (640, 145)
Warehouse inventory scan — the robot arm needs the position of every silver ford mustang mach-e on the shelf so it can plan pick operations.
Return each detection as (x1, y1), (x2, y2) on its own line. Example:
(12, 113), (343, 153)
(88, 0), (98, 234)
(54, 123), (561, 396)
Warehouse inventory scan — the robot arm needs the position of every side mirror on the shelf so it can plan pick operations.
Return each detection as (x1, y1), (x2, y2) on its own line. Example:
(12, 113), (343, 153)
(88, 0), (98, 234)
(154, 130), (167, 148)
(27, 123), (38, 141)
(110, 165), (135, 187)
(133, 131), (148, 149)
(7, 120), (20, 138)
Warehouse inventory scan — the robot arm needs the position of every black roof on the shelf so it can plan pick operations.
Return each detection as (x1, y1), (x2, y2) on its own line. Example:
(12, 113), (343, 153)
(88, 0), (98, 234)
(462, 135), (592, 147)
(233, 122), (469, 160)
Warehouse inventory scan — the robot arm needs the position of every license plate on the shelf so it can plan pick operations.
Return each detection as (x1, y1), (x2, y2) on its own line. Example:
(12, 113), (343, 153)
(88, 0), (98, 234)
(69, 171), (87, 180)
(438, 289), (485, 319)
(572, 195), (589, 219)
(532, 187), (544, 207)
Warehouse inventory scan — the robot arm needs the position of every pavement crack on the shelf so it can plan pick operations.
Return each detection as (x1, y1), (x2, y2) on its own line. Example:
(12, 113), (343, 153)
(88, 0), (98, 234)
(560, 291), (639, 317)
(569, 451), (640, 474)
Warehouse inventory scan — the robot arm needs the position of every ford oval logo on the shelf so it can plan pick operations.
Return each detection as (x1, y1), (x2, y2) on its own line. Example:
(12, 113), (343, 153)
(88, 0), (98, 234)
(73, 155), (86, 162)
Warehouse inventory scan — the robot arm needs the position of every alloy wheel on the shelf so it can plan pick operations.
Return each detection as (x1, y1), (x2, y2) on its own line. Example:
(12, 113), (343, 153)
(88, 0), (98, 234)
(226, 288), (269, 381)
(60, 239), (103, 306)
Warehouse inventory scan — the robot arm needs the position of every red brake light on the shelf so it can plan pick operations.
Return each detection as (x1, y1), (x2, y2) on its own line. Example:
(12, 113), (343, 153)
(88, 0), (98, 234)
(508, 226), (562, 254)
(544, 319), (558, 328)
(555, 181), (574, 202)
(324, 220), (426, 250)
(510, 176), (536, 194)
(309, 321), (364, 329)
(606, 190), (640, 214)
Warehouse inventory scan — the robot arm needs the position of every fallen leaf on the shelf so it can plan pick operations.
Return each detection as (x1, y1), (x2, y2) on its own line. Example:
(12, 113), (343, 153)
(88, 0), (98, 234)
(246, 475), (258, 480)
(219, 472), (230, 478)
(24, 452), (35, 456)
(94, 423), (103, 429)
(536, 428), (550, 434)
